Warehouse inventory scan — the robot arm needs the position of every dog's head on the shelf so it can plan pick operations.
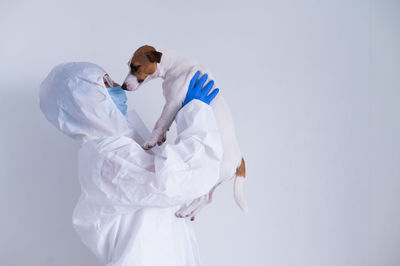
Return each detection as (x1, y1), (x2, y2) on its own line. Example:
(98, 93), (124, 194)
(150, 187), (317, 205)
(122, 45), (162, 91)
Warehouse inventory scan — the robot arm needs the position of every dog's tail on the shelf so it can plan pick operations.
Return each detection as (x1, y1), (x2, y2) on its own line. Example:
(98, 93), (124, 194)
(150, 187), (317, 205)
(234, 157), (248, 213)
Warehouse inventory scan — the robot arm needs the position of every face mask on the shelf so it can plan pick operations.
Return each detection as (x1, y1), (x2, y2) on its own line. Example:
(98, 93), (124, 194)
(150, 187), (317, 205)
(107, 86), (128, 115)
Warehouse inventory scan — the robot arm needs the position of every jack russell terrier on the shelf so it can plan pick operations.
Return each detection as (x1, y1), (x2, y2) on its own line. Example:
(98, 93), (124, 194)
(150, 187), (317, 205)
(122, 45), (247, 219)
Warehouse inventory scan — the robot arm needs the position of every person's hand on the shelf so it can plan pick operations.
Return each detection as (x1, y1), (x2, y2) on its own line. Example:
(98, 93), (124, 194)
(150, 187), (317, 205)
(182, 71), (219, 106)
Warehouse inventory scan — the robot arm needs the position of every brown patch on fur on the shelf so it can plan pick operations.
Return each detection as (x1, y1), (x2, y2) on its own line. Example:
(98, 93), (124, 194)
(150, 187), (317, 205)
(236, 157), (246, 177)
(129, 45), (163, 81)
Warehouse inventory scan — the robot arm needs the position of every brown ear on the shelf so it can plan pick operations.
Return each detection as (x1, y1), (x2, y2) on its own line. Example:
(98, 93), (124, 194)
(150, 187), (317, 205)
(146, 50), (162, 63)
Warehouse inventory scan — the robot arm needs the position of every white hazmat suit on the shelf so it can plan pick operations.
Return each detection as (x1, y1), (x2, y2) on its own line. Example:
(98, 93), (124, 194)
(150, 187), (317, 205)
(39, 62), (223, 266)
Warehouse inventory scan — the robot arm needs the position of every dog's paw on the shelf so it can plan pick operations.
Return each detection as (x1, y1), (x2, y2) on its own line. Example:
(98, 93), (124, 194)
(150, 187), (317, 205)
(175, 194), (210, 220)
(156, 131), (167, 146)
(142, 140), (157, 150)
(142, 129), (167, 150)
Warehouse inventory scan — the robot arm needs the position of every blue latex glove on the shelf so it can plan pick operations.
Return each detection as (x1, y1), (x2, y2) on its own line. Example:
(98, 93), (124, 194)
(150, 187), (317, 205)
(107, 86), (128, 115)
(182, 71), (219, 107)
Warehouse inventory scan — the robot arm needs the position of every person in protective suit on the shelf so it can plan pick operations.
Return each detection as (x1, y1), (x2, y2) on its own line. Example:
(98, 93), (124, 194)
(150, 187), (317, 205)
(39, 62), (222, 266)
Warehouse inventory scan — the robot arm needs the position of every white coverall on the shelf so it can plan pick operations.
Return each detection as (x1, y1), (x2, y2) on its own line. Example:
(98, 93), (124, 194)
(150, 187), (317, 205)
(39, 62), (223, 266)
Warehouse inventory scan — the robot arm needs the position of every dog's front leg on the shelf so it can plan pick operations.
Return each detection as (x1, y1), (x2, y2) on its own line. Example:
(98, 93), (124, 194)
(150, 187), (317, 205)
(142, 101), (181, 150)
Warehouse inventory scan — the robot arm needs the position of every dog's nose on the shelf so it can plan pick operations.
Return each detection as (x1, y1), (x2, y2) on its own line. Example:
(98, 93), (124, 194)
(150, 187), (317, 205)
(121, 83), (127, 90)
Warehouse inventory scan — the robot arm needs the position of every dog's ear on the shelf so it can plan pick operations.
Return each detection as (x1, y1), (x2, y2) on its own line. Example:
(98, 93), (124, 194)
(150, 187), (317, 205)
(103, 74), (114, 88)
(146, 50), (162, 63)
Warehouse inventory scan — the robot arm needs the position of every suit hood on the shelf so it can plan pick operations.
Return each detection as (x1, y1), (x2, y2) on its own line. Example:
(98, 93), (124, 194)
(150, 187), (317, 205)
(39, 62), (131, 141)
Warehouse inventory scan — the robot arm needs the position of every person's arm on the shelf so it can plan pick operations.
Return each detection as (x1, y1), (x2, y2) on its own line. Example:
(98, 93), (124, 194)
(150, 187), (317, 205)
(153, 99), (222, 203)
(97, 73), (222, 207)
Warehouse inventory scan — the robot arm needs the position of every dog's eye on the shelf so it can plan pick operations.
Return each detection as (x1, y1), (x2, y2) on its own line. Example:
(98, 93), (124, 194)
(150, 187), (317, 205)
(130, 64), (140, 73)
(138, 79), (144, 83)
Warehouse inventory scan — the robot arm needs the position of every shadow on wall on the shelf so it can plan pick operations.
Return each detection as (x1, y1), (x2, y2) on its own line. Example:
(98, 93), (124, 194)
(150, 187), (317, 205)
(0, 88), (101, 266)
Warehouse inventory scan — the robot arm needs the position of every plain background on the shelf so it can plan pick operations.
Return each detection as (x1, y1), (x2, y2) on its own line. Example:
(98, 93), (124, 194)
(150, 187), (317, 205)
(1, 0), (399, 265)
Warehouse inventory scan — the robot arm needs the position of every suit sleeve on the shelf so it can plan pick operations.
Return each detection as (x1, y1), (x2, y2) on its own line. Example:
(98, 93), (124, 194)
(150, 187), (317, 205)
(97, 100), (223, 207)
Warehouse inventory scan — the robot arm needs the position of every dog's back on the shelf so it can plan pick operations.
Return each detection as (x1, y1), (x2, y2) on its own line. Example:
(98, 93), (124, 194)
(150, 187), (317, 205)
(161, 54), (244, 181)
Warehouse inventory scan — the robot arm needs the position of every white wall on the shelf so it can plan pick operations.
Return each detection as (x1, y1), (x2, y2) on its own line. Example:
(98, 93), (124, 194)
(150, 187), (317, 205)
(1, 1), (399, 265)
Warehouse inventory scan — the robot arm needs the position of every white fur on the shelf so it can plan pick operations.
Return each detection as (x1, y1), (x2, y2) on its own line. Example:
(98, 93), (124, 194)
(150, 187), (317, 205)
(234, 177), (248, 213)
(123, 74), (140, 91)
(124, 50), (247, 217)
